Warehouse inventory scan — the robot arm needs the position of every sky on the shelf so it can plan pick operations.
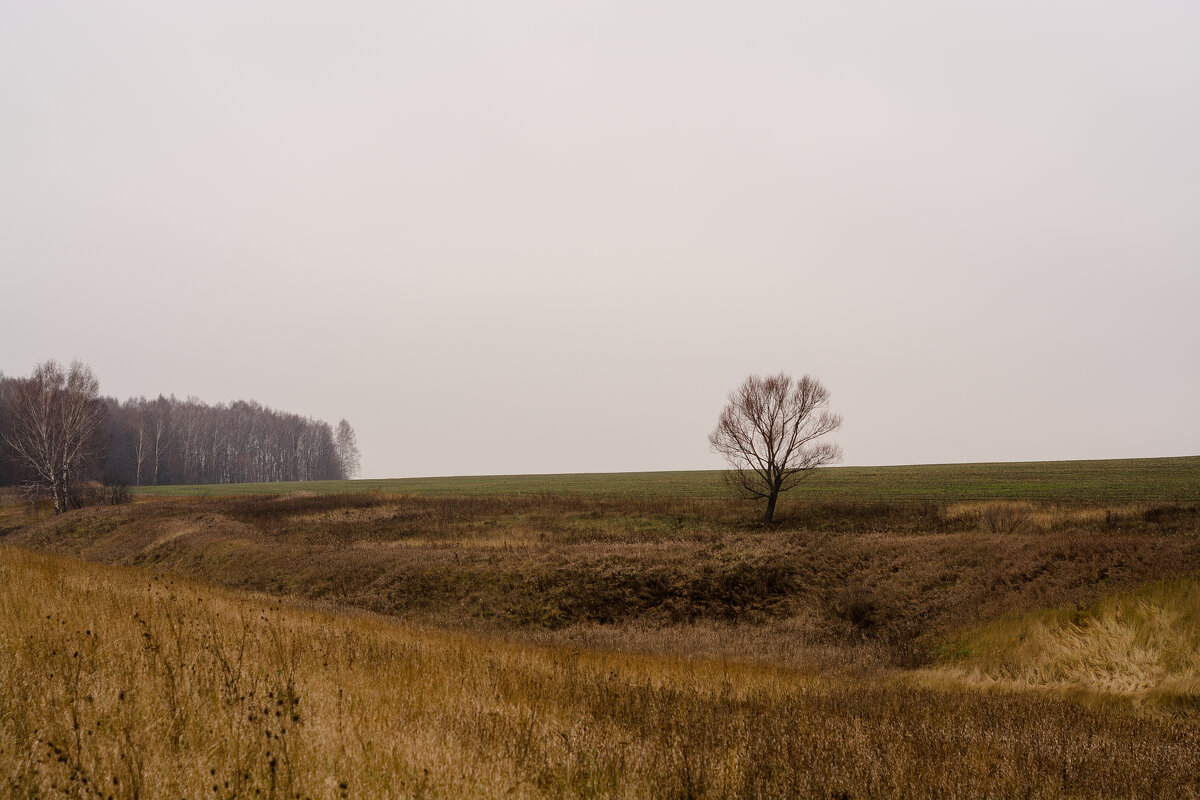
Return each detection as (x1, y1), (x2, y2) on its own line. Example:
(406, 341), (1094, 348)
(2, 1), (1198, 478)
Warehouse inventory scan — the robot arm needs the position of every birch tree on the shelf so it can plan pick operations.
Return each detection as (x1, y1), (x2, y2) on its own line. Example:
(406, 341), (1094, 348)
(148, 396), (172, 484)
(2, 360), (107, 513)
(335, 419), (361, 479)
(132, 399), (149, 486)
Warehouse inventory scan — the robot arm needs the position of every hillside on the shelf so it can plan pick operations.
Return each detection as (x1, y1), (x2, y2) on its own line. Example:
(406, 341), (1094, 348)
(3, 456), (1199, 796)
(930, 578), (1200, 703)
(5, 457), (1199, 669)
(3, 546), (1198, 799)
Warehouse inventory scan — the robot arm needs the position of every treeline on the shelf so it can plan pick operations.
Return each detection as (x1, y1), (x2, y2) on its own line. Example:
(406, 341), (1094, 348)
(0, 361), (360, 509)
(104, 396), (358, 486)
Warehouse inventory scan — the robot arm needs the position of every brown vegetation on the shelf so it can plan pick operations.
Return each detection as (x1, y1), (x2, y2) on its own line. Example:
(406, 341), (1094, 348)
(3, 546), (1198, 799)
(5, 493), (1198, 671)
(929, 578), (1200, 702)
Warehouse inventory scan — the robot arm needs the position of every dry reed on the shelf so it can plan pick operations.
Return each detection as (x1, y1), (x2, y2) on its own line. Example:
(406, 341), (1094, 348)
(2, 546), (1199, 799)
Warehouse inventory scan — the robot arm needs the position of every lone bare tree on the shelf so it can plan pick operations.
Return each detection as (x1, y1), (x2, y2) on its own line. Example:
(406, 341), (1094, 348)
(709, 372), (842, 523)
(1, 360), (107, 513)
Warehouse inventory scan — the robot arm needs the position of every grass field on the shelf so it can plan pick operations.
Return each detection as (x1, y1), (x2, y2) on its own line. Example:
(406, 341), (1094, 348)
(3, 455), (1199, 797)
(3, 546), (1198, 799)
(9, 464), (1200, 669)
(130, 455), (1200, 504)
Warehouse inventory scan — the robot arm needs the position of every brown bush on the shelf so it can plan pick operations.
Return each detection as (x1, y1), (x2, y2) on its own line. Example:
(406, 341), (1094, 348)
(834, 582), (878, 630)
(980, 501), (1035, 534)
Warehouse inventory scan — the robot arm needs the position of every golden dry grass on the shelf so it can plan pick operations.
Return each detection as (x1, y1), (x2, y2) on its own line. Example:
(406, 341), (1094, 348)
(8, 493), (1199, 675)
(3, 546), (1200, 799)
(943, 500), (1174, 533)
(928, 579), (1200, 704)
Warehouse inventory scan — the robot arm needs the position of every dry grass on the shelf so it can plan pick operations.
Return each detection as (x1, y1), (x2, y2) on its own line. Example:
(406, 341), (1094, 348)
(3, 546), (1200, 799)
(944, 500), (1183, 532)
(929, 579), (1200, 703)
(3, 486), (1199, 796)
(6, 494), (1199, 671)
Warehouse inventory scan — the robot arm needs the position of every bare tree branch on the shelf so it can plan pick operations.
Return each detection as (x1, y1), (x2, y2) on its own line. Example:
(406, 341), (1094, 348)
(1, 360), (107, 513)
(709, 372), (842, 523)
(334, 419), (361, 480)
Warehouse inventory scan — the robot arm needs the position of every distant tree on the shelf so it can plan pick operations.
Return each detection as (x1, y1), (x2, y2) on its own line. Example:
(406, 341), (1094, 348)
(1, 360), (107, 513)
(132, 398), (150, 485)
(0, 372), (17, 486)
(335, 419), (361, 479)
(3, 367), (357, 489)
(709, 372), (842, 523)
(147, 395), (172, 485)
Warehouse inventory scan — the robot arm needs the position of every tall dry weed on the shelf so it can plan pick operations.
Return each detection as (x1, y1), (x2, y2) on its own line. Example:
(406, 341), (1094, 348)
(2, 547), (1199, 798)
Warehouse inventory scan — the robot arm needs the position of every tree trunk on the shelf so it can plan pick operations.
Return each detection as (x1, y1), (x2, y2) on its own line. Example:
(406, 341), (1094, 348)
(763, 491), (778, 523)
(59, 463), (73, 512)
(134, 425), (145, 486)
(50, 477), (64, 514)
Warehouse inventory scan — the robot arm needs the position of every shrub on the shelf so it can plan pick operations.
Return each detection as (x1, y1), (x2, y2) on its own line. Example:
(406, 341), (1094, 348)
(104, 477), (132, 505)
(979, 502), (1034, 535)
(835, 583), (877, 630)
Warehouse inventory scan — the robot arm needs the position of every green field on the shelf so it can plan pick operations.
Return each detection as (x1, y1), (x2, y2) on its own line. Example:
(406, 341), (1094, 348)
(132, 455), (1200, 503)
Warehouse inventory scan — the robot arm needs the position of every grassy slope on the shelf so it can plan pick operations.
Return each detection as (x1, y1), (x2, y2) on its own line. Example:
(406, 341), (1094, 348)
(130, 455), (1200, 503)
(3, 546), (1199, 799)
(5, 457), (1200, 796)
(9, 490), (1200, 672)
(930, 578), (1200, 704)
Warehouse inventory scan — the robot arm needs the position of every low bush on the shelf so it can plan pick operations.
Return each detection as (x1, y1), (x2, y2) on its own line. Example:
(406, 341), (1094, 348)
(980, 501), (1035, 535)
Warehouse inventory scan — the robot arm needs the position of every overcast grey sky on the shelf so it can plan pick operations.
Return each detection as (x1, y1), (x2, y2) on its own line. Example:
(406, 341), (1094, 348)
(2, 1), (1197, 478)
